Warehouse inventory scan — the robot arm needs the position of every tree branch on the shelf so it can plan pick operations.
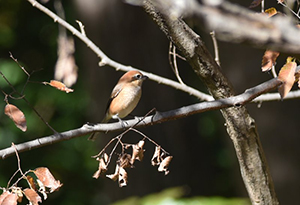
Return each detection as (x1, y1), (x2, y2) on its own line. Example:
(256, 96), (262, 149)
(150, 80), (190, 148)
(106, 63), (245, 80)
(0, 78), (281, 159)
(26, 0), (213, 101)
(150, 0), (300, 57)
(144, 1), (279, 204)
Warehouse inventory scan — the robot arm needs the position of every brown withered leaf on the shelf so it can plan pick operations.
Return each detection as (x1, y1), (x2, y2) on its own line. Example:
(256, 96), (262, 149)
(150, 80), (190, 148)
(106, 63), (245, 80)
(55, 37), (78, 87)
(0, 191), (18, 205)
(23, 188), (42, 205)
(131, 140), (145, 164)
(249, 0), (262, 8)
(106, 164), (120, 181)
(44, 80), (74, 93)
(0, 191), (11, 204)
(4, 104), (27, 132)
(118, 167), (128, 187)
(158, 156), (173, 175)
(34, 167), (63, 193)
(278, 57), (297, 99)
(93, 155), (108, 179)
(261, 50), (280, 72)
(151, 146), (161, 166)
(119, 154), (132, 169)
(265, 7), (278, 17)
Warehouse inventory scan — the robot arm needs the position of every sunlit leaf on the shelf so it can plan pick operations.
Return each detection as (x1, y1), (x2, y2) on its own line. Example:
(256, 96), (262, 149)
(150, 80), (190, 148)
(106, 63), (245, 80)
(23, 188), (42, 205)
(261, 50), (280, 72)
(55, 37), (78, 87)
(0, 191), (18, 205)
(158, 156), (173, 175)
(151, 146), (161, 166)
(118, 167), (128, 187)
(265, 7), (278, 17)
(93, 154), (108, 179)
(43, 80), (74, 93)
(278, 57), (297, 99)
(131, 140), (145, 164)
(34, 167), (62, 193)
(4, 104), (27, 132)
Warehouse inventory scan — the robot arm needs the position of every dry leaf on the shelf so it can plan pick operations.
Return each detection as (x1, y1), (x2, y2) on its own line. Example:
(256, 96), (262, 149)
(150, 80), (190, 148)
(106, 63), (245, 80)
(131, 140), (145, 164)
(249, 0), (262, 8)
(0, 191), (10, 204)
(106, 164), (120, 181)
(151, 146), (161, 166)
(158, 156), (173, 175)
(265, 7), (278, 17)
(54, 37), (78, 87)
(0, 191), (18, 205)
(44, 80), (74, 93)
(261, 50), (280, 72)
(23, 189), (42, 205)
(4, 104), (27, 132)
(93, 154), (108, 179)
(34, 167), (62, 193)
(278, 57), (297, 99)
(118, 167), (128, 187)
(119, 154), (132, 169)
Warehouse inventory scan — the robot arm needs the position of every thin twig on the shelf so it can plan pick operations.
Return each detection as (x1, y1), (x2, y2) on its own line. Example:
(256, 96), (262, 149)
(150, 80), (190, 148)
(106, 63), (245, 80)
(168, 42), (185, 85)
(209, 31), (220, 66)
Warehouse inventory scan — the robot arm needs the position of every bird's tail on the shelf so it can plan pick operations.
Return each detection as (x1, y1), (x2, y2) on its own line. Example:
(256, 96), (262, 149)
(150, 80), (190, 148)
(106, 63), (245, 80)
(88, 114), (111, 141)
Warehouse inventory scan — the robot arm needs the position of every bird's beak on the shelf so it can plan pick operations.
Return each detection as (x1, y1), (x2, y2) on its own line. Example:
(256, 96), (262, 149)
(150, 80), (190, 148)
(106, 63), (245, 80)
(142, 75), (148, 81)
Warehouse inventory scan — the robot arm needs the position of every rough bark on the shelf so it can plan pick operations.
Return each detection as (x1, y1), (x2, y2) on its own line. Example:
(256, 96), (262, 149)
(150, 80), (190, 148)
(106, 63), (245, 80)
(144, 2), (279, 205)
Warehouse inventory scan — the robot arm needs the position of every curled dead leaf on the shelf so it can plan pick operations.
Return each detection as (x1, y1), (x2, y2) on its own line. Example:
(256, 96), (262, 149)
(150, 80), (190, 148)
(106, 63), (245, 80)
(151, 146), (161, 166)
(106, 164), (120, 181)
(119, 154), (132, 169)
(158, 156), (173, 175)
(118, 167), (128, 187)
(44, 80), (74, 93)
(34, 167), (62, 193)
(4, 104), (27, 132)
(93, 154), (109, 179)
(131, 140), (145, 164)
(261, 50), (280, 72)
(55, 37), (78, 87)
(23, 188), (42, 205)
(278, 57), (297, 99)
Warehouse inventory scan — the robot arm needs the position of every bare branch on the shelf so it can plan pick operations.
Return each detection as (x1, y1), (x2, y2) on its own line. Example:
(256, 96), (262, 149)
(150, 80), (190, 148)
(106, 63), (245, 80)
(150, 0), (300, 56)
(0, 78), (282, 159)
(26, 0), (212, 101)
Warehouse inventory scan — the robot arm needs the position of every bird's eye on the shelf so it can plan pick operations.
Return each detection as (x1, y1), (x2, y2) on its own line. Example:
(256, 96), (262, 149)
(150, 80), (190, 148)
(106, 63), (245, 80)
(135, 74), (141, 79)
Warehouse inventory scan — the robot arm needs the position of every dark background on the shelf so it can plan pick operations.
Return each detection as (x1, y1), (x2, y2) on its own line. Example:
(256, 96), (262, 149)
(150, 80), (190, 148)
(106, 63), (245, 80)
(0, 0), (299, 204)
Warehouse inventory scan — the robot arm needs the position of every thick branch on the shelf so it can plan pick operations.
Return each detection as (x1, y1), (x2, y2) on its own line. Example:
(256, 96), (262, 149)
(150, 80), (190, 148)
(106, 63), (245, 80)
(150, 0), (300, 56)
(0, 78), (281, 159)
(144, 1), (279, 204)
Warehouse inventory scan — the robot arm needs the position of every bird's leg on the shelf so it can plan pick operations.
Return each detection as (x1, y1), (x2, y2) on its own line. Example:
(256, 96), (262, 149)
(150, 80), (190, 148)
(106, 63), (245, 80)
(114, 115), (127, 129)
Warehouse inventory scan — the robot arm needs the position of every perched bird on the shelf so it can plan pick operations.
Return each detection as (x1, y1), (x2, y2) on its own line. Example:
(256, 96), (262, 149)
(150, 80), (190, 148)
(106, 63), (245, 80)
(89, 70), (148, 140)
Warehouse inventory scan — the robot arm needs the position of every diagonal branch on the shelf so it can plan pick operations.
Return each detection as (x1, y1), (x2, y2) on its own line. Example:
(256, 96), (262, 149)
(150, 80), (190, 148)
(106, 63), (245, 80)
(0, 78), (281, 159)
(26, 0), (212, 101)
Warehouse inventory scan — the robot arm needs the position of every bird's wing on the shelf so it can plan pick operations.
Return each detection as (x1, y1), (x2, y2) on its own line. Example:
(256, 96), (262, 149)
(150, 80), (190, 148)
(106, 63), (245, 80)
(103, 83), (123, 115)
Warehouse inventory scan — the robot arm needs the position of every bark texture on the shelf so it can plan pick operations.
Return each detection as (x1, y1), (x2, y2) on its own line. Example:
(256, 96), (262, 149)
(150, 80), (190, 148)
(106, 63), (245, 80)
(144, 2), (279, 205)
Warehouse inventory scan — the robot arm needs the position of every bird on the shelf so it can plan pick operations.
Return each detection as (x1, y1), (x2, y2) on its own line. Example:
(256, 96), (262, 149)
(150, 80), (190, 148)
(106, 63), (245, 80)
(89, 70), (148, 140)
